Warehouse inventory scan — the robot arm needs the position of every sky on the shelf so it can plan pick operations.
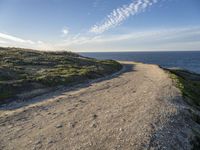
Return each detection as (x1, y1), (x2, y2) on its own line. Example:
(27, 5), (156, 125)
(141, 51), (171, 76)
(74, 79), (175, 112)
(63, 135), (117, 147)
(0, 0), (200, 52)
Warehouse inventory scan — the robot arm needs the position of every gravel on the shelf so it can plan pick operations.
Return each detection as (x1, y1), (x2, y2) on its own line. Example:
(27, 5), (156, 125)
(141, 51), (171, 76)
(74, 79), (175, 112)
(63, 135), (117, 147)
(0, 61), (198, 150)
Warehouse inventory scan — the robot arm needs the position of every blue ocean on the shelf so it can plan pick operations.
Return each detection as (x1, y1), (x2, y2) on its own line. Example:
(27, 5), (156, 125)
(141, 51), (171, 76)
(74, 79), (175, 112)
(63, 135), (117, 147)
(81, 51), (200, 74)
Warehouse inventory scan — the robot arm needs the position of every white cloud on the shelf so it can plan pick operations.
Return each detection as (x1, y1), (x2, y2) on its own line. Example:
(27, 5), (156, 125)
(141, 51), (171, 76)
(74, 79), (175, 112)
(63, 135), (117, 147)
(66, 27), (195, 46)
(1, 26), (200, 52)
(90, 0), (158, 34)
(37, 40), (44, 44)
(0, 40), (7, 44)
(0, 32), (49, 50)
(0, 32), (35, 44)
(62, 27), (69, 36)
(57, 26), (200, 52)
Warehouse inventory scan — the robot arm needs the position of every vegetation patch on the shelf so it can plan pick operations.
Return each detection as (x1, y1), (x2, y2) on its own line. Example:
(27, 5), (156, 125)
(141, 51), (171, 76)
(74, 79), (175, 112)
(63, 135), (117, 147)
(0, 47), (122, 104)
(168, 69), (200, 107)
(167, 69), (200, 150)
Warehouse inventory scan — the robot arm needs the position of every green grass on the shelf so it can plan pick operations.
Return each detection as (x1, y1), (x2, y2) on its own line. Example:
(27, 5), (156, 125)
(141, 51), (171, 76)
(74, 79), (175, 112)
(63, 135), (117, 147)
(168, 69), (200, 150)
(168, 69), (200, 107)
(0, 47), (122, 104)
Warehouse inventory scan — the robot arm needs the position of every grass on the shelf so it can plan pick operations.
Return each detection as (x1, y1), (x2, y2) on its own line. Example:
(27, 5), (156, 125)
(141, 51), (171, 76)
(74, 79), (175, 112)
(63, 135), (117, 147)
(168, 69), (200, 107)
(0, 47), (122, 104)
(167, 69), (200, 150)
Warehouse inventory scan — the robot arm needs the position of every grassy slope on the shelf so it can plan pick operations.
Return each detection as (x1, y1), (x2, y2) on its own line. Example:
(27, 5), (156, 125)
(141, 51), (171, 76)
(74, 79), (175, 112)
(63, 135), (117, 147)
(0, 47), (122, 104)
(168, 69), (200, 150)
(168, 69), (200, 107)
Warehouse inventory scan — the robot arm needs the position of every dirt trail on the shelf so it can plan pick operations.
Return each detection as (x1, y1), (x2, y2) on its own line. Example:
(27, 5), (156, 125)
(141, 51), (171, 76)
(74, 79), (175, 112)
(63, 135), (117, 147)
(0, 62), (196, 150)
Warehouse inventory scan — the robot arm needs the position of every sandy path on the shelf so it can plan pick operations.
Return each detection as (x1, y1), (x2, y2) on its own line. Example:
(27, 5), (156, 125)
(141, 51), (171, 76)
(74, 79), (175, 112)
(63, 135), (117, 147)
(0, 62), (195, 150)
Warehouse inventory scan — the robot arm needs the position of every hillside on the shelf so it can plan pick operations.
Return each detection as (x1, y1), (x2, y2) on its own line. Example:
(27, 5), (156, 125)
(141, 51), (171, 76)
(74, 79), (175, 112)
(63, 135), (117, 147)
(168, 69), (200, 107)
(163, 69), (200, 149)
(0, 47), (122, 104)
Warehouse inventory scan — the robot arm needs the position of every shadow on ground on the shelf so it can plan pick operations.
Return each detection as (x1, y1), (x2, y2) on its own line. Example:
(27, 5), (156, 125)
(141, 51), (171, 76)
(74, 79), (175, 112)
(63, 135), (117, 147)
(0, 63), (135, 111)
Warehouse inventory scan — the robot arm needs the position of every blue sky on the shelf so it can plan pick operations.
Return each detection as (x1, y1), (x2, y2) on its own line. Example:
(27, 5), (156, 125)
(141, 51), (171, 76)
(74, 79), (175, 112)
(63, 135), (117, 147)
(0, 0), (200, 51)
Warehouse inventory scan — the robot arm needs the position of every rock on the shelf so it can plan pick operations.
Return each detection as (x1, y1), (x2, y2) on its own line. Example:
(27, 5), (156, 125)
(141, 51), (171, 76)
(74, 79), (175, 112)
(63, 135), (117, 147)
(79, 100), (85, 103)
(122, 118), (126, 122)
(119, 128), (124, 132)
(35, 140), (41, 145)
(92, 114), (98, 119)
(55, 124), (63, 128)
(47, 139), (54, 144)
(90, 123), (97, 128)
(8, 125), (13, 128)
(69, 122), (77, 128)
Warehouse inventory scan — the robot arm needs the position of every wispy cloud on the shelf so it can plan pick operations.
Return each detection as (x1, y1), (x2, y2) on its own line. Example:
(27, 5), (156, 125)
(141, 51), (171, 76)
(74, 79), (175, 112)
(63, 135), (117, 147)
(90, 0), (158, 34)
(58, 26), (200, 52)
(0, 40), (7, 44)
(1, 26), (200, 52)
(0, 32), (48, 50)
(0, 32), (34, 44)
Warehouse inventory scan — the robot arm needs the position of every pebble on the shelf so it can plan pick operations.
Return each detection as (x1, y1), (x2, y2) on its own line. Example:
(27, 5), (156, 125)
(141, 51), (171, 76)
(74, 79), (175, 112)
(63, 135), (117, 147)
(119, 128), (124, 132)
(55, 124), (63, 128)
(122, 119), (126, 122)
(79, 100), (85, 103)
(8, 125), (13, 128)
(47, 139), (54, 144)
(69, 122), (76, 128)
(90, 123), (97, 128)
(35, 140), (41, 145)
(92, 114), (98, 119)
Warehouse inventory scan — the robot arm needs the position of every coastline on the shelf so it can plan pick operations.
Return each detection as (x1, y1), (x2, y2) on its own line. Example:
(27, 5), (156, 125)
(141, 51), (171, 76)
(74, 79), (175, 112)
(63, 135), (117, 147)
(81, 51), (200, 74)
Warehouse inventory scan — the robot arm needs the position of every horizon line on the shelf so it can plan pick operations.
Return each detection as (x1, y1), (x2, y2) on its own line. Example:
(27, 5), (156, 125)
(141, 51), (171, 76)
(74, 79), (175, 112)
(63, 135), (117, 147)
(1, 46), (200, 53)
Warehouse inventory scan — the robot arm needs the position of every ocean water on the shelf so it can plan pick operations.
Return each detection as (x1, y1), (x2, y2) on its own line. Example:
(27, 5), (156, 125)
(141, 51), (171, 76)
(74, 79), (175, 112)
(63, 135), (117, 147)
(81, 51), (200, 74)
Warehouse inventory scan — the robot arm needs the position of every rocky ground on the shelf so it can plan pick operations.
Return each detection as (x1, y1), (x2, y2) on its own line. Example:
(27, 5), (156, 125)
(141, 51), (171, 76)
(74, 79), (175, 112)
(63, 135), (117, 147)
(0, 61), (199, 150)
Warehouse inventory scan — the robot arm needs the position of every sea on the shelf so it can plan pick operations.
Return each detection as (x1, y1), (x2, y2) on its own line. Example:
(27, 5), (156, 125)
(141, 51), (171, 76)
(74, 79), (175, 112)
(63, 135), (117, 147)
(81, 51), (200, 74)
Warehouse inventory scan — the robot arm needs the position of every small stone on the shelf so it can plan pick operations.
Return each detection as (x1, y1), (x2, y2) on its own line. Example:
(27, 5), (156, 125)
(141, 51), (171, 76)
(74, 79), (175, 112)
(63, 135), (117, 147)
(7, 137), (11, 140)
(92, 114), (98, 119)
(47, 139), (54, 144)
(119, 128), (124, 132)
(122, 119), (126, 122)
(8, 125), (13, 128)
(90, 123), (97, 128)
(35, 140), (41, 145)
(55, 124), (63, 128)
(79, 100), (85, 103)
(69, 122), (76, 128)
